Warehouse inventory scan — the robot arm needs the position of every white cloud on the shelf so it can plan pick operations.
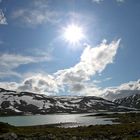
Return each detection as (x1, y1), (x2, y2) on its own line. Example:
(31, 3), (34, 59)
(81, 84), (102, 96)
(55, 39), (120, 93)
(0, 39), (121, 96)
(0, 54), (35, 69)
(102, 79), (140, 100)
(116, 0), (125, 3)
(0, 53), (52, 78)
(92, 77), (112, 84)
(0, 9), (7, 25)
(0, 82), (18, 91)
(12, 0), (60, 26)
(0, 73), (59, 95)
(0, 54), (34, 78)
(92, 0), (125, 4)
(17, 74), (59, 95)
(92, 0), (103, 4)
(0, 71), (21, 78)
(12, 9), (58, 26)
(118, 80), (140, 90)
(103, 77), (112, 82)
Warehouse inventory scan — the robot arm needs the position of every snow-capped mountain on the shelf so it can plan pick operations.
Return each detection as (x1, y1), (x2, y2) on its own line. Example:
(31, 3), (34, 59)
(0, 88), (136, 116)
(114, 94), (140, 109)
(102, 80), (140, 100)
(103, 90), (140, 101)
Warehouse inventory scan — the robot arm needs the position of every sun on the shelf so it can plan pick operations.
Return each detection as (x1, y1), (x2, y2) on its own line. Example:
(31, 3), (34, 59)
(63, 24), (85, 45)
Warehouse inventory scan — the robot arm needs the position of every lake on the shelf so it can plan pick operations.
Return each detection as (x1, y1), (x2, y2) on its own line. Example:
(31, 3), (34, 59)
(0, 113), (117, 127)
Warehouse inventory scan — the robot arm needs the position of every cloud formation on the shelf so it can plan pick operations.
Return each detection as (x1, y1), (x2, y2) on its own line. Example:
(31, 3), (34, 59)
(0, 9), (7, 24)
(55, 39), (120, 94)
(17, 74), (59, 95)
(0, 39), (121, 96)
(92, 0), (103, 4)
(102, 79), (140, 100)
(12, 0), (59, 26)
(92, 0), (125, 4)
(116, 0), (125, 3)
(0, 53), (52, 78)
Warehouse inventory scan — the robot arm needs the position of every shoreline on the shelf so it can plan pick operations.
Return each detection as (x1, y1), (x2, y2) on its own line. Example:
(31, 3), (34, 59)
(1, 112), (140, 139)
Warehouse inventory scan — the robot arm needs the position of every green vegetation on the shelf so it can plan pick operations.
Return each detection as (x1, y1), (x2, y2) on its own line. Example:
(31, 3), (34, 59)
(86, 112), (140, 123)
(103, 112), (140, 124)
(1, 112), (140, 139)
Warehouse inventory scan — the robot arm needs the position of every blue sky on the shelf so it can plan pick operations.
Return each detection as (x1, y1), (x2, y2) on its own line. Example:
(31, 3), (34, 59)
(0, 0), (140, 96)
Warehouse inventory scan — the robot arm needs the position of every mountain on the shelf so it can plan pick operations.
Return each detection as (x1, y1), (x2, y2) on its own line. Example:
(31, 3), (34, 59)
(103, 90), (140, 101)
(114, 94), (140, 109)
(0, 88), (136, 116)
(102, 80), (140, 100)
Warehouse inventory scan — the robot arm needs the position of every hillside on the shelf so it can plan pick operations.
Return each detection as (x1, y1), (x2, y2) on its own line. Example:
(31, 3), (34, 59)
(0, 88), (135, 115)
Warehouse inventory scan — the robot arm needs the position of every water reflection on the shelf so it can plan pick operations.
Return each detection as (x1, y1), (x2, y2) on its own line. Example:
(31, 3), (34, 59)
(0, 113), (116, 127)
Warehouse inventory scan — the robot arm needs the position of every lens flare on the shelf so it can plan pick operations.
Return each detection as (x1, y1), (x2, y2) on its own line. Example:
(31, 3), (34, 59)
(63, 24), (85, 45)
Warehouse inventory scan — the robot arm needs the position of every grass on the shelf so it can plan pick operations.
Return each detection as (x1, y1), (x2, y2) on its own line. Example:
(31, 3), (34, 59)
(1, 112), (140, 139)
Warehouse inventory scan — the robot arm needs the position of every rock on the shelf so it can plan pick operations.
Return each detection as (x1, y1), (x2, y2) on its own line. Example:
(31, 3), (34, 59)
(0, 132), (17, 140)
(71, 136), (77, 140)
(129, 130), (140, 137)
(46, 133), (56, 140)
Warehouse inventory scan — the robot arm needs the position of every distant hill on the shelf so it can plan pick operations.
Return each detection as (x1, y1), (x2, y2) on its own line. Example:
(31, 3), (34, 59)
(0, 88), (136, 116)
(114, 94), (140, 109)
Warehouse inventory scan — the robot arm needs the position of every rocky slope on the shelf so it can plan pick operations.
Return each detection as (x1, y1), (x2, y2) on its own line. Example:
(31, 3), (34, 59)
(0, 88), (136, 115)
(114, 94), (140, 109)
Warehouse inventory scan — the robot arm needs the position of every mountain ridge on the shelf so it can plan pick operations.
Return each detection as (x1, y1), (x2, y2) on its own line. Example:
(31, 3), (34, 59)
(114, 93), (140, 109)
(0, 88), (137, 116)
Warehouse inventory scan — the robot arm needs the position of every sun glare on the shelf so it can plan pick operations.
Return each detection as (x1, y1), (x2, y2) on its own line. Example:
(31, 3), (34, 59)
(63, 24), (85, 45)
